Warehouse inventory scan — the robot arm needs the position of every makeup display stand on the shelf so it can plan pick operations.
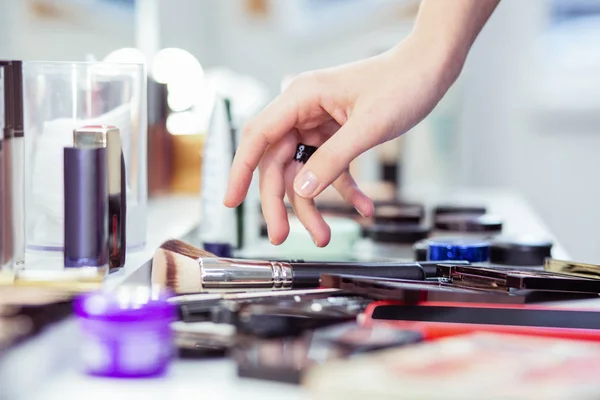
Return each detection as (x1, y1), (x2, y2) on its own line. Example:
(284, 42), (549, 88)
(2, 188), (591, 400)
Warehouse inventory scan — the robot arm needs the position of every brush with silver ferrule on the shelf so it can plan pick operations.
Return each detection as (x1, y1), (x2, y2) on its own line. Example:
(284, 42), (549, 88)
(151, 239), (469, 294)
(73, 125), (126, 272)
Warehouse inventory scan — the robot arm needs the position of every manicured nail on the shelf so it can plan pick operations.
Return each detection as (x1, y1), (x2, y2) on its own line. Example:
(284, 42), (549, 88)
(308, 231), (318, 247)
(294, 170), (318, 197)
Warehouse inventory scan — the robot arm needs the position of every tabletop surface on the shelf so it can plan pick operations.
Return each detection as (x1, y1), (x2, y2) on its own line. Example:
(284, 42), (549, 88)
(1, 188), (590, 400)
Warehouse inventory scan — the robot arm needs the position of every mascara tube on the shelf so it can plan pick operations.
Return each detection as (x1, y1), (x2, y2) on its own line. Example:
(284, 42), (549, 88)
(11, 60), (24, 267)
(0, 61), (14, 269)
(63, 146), (108, 270)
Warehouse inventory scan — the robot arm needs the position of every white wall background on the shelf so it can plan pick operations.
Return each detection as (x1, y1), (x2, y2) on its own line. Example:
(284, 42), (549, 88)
(457, 0), (600, 262)
(0, 0), (135, 61)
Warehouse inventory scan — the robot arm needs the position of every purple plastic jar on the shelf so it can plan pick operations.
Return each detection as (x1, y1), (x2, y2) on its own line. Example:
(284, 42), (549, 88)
(74, 285), (176, 378)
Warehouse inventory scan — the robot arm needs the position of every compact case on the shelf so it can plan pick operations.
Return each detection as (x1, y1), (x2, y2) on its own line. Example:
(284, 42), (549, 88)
(489, 236), (553, 267)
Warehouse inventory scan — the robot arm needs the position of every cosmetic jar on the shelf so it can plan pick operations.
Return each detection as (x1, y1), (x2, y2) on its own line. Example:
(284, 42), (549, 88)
(373, 203), (424, 226)
(433, 204), (487, 217)
(23, 61), (147, 257)
(489, 236), (553, 267)
(433, 213), (502, 240)
(354, 224), (430, 261)
(413, 239), (428, 262)
(74, 285), (175, 378)
(427, 237), (490, 263)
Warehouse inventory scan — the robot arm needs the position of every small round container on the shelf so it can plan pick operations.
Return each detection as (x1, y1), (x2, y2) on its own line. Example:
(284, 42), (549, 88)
(373, 203), (424, 225)
(490, 236), (553, 267)
(427, 237), (490, 263)
(413, 239), (429, 262)
(433, 213), (503, 239)
(356, 224), (430, 261)
(74, 285), (176, 378)
(433, 204), (487, 217)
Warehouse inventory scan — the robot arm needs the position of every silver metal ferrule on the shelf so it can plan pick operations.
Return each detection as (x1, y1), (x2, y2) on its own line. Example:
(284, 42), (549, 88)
(198, 257), (294, 290)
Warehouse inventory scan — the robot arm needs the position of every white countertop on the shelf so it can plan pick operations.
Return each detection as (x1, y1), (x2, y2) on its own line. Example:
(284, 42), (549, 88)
(0, 189), (585, 400)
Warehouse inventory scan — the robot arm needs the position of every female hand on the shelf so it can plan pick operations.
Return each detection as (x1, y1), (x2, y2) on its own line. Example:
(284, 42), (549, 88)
(223, 33), (466, 247)
(223, 33), (464, 247)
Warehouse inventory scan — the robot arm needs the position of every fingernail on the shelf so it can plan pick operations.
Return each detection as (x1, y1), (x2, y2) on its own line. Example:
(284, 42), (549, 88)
(294, 170), (319, 197)
(308, 231), (318, 247)
(355, 207), (365, 218)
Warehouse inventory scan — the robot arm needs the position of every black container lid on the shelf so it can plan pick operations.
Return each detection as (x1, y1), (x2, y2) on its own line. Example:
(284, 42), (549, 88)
(434, 204), (487, 216)
(260, 222), (268, 238)
(413, 239), (429, 262)
(490, 236), (553, 266)
(366, 224), (430, 244)
(434, 213), (503, 233)
(373, 203), (424, 225)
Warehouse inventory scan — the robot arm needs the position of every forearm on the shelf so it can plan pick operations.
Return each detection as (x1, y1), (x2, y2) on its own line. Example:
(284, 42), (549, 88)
(413, 0), (500, 65)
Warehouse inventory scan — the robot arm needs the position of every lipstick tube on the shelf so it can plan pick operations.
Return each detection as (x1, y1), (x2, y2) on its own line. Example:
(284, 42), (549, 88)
(73, 125), (126, 271)
(63, 146), (108, 270)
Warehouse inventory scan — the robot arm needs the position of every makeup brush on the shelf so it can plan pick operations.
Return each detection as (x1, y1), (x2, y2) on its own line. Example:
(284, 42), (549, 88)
(151, 239), (466, 294)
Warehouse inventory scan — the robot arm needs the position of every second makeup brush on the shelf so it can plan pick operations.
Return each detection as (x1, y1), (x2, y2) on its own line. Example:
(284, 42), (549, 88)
(151, 239), (466, 294)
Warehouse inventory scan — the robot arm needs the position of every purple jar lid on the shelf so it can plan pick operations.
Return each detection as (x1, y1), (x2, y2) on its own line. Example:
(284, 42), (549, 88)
(74, 285), (175, 322)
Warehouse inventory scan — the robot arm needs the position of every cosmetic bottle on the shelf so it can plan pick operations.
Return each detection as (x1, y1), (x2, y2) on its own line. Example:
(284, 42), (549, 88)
(197, 96), (237, 257)
(0, 60), (25, 269)
(11, 61), (24, 268)
(63, 145), (108, 271)
(0, 64), (6, 270)
(74, 285), (176, 378)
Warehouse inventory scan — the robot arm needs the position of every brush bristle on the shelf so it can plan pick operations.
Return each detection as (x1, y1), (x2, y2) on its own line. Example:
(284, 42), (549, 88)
(152, 243), (205, 294)
(158, 239), (216, 259)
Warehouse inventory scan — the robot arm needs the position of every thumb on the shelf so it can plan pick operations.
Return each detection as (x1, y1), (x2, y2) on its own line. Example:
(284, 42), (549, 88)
(293, 117), (377, 199)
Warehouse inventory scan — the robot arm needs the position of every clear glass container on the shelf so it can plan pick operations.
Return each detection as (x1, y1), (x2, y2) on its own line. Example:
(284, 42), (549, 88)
(23, 61), (147, 255)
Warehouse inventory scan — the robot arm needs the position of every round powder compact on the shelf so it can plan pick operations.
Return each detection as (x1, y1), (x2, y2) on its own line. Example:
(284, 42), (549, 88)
(427, 237), (491, 263)
(434, 213), (503, 234)
(490, 236), (553, 267)
(433, 204), (487, 217)
(413, 239), (429, 262)
(366, 224), (430, 245)
(74, 285), (176, 378)
(373, 203), (425, 225)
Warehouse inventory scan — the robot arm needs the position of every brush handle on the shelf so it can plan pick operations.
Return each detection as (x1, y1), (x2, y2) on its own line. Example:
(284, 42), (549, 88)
(290, 263), (426, 288)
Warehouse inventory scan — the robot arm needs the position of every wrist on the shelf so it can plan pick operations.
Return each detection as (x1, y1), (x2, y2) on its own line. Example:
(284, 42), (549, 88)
(388, 32), (465, 93)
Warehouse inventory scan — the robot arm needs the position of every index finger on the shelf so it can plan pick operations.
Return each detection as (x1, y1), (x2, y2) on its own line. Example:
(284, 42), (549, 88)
(224, 91), (299, 208)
